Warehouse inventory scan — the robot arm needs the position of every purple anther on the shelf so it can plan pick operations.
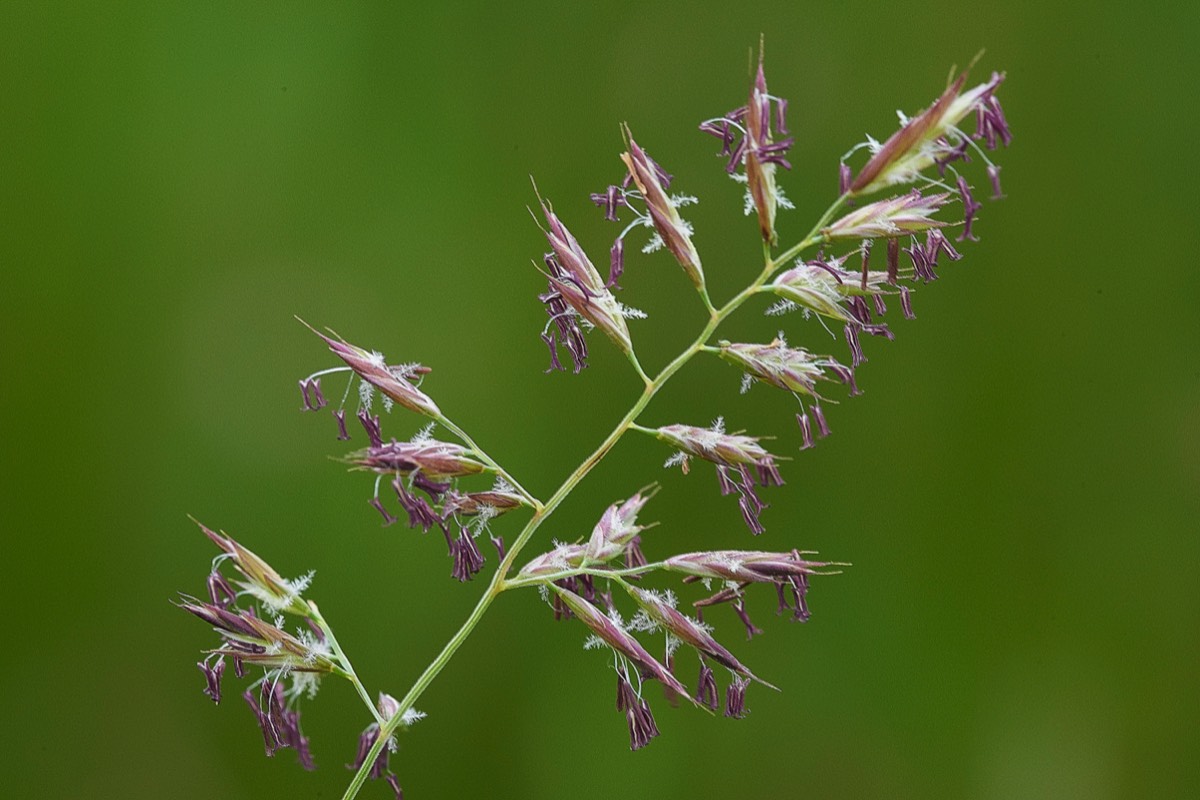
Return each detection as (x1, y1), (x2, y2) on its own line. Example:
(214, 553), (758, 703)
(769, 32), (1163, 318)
(956, 175), (982, 242)
(450, 529), (485, 582)
(607, 237), (625, 290)
(812, 403), (831, 438)
(873, 294), (888, 317)
(886, 237), (900, 285)
(724, 677), (750, 719)
(198, 657), (225, 704)
(987, 164), (1005, 200)
(333, 408), (350, 441)
(358, 411), (383, 448)
(845, 324), (866, 368)
(369, 496), (397, 527)
(696, 664), (719, 711)
(490, 534), (507, 560)
(796, 412), (814, 450)
(733, 597), (764, 640)
(207, 571), (237, 609)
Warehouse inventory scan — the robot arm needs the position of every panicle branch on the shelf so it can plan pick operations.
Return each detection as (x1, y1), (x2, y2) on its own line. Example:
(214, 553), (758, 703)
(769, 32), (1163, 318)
(179, 42), (1011, 797)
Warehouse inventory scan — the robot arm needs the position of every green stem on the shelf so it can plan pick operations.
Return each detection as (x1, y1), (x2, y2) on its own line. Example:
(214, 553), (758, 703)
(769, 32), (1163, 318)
(340, 193), (849, 800)
(435, 414), (542, 510)
(502, 562), (669, 590)
(698, 284), (719, 318)
(309, 601), (385, 726)
(339, 583), (499, 800)
(625, 350), (654, 388)
(771, 193), (849, 271)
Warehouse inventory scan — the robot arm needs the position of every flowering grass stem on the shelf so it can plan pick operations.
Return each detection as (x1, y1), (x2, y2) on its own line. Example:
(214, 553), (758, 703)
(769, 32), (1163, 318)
(339, 192), (848, 800)
(181, 57), (1012, 793)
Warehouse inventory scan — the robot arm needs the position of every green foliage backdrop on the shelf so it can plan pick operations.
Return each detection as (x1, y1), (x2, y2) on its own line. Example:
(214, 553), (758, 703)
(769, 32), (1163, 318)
(2, 2), (1196, 798)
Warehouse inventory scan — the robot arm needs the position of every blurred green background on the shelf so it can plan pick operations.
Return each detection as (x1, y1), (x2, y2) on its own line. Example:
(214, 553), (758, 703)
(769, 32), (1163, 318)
(2, 2), (1196, 798)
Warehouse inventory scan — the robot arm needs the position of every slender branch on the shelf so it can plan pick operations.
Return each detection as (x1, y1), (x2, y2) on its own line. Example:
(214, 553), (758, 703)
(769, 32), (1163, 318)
(625, 350), (654, 388)
(501, 562), (668, 590)
(770, 192), (849, 272)
(341, 193), (849, 800)
(435, 413), (542, 510)
(308, 601), (386, 726)
(340, 582), (499, 800)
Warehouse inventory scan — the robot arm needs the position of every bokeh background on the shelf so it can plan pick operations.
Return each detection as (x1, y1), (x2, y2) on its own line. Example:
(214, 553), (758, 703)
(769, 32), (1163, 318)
(2, 2), (1196, 798)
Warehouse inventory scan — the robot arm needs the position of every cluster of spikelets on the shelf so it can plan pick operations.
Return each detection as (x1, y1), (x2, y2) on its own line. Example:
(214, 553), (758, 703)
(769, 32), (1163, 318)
(178, 521), (422, 791)
(180, 47), (1009, 797)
